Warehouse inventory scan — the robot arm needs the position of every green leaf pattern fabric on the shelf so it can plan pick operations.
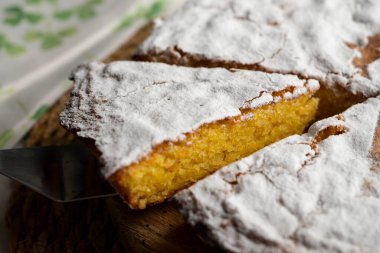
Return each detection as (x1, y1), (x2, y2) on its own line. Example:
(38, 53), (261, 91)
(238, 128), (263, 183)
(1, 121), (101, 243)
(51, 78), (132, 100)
(0, 0), (178, 149)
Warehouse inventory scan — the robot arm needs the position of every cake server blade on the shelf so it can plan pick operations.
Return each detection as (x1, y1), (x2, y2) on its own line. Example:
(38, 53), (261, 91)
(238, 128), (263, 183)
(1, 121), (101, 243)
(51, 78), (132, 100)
(0, 144), (117, 202)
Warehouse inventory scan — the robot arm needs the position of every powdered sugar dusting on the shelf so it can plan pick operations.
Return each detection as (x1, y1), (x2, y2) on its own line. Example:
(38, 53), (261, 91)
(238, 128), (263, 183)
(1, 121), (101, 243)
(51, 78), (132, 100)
(138, 0), (380, 97)
(175, 97), (380, 252)
(60, 61), (317, 177)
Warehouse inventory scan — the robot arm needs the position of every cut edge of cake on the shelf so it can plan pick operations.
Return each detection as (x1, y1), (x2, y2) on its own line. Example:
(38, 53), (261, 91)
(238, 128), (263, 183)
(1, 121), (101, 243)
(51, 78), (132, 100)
(60, 61), (320, 209)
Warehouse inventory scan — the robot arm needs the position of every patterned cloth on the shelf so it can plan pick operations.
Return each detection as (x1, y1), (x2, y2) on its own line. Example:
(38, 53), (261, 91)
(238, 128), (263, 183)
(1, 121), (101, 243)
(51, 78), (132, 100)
(0, 0), (180, 149)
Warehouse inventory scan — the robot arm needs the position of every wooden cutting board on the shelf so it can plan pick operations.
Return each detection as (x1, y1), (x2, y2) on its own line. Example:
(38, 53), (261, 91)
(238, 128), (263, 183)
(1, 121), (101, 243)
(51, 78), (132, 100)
(5, 23), (215, 253)
(108, 199), (217, 253)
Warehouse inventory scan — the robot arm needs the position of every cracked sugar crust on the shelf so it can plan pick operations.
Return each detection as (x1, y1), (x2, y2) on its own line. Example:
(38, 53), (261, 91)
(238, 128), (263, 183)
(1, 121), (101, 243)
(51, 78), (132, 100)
(175, 97), (380, 253)
(59, 61), (318, 177)
(137, 0), (380, 97)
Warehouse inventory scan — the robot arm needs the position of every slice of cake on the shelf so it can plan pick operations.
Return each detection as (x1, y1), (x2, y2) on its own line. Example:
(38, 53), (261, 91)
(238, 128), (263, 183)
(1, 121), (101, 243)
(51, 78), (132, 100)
(175, 97), (380, 252)
(60, 61), (319, 209)
(135, 0), (380, 118)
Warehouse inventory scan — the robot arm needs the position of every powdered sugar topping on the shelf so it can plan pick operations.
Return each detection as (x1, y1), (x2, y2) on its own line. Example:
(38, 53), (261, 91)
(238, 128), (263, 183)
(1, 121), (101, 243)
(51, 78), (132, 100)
(60, 61), (317, 177)
(175, 97), (380, 253)
(138, 0), (380, 97)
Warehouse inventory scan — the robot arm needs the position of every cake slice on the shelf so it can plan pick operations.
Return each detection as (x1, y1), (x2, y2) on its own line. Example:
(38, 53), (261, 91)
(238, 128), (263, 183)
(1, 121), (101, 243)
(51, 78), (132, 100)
(135, 0), (380, 118)
(175, 97), (380, 252)
(60, 61), (319, 209)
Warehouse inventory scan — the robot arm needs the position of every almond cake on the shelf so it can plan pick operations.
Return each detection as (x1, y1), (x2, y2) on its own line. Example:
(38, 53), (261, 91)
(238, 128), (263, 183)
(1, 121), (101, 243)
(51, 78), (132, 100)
(60, 61), (319, 209)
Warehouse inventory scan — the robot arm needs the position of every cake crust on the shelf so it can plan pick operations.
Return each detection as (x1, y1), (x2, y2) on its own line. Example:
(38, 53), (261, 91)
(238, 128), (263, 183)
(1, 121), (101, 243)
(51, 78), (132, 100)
(136, 0), (380, 97)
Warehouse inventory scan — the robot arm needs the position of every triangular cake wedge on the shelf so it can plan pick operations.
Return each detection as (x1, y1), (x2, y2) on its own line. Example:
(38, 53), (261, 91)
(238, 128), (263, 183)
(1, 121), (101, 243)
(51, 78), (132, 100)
(60, 61), (319, 209)
(136, 0), (380, 119)
(175, 97), (380, 252)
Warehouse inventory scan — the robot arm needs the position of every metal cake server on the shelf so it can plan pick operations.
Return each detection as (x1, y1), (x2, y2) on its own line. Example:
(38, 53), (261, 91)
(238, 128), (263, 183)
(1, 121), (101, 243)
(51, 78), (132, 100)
(0, 144), (117, 202)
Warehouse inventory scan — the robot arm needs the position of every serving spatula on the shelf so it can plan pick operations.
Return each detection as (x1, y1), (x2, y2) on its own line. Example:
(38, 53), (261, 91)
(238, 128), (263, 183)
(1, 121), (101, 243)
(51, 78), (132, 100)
(0, 144), (117, 202)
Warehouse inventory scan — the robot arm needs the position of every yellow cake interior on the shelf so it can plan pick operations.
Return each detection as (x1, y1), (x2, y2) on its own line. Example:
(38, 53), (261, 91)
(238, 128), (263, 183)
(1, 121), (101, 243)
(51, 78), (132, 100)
(110, 92), (319, 209)
(125, 47), (371, 209)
